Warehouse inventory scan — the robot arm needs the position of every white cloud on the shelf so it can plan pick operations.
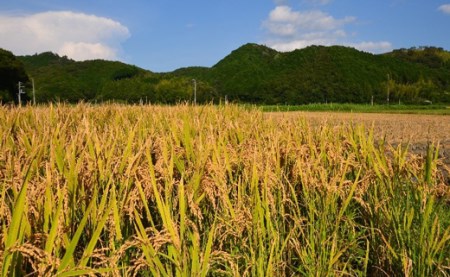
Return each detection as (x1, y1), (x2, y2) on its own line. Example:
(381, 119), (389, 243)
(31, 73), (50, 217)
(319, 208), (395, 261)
(268, 38), (331, 52)
(0, 11), (130, 61)
(262, 5), (392, 54)
(269, 39), (392, 53)
(348, 41), (392, 53)
(266, 6), (355, 35)
(438, 4), (450, 14)
(59, 42), (118, 60)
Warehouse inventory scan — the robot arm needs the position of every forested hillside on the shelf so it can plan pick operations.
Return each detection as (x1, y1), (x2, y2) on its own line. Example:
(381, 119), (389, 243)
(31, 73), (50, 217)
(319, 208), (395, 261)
(17, 52), (215, 103)
(0, 49), (29, 103)
(19, 52), (146, 102)
(174, 44), (450, 104)
(1, 43), (449, 104)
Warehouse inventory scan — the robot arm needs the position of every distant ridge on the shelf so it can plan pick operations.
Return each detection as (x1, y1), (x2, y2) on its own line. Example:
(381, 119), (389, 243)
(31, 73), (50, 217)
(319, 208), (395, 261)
(172, 43), (450, 104)
(8, 43), (450, 104)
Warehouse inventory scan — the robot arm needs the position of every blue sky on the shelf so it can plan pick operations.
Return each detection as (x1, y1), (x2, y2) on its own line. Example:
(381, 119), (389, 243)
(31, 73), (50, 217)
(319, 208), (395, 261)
(1, 0), (450, 72)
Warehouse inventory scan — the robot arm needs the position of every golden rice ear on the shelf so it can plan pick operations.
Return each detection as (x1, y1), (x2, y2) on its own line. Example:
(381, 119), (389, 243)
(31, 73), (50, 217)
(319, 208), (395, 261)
(0, 103), (448, 276)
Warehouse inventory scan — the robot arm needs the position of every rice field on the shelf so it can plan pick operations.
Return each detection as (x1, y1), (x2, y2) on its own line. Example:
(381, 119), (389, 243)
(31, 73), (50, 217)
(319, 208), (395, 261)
(267, 111), (450, 167)
(1, 104), (449, 276)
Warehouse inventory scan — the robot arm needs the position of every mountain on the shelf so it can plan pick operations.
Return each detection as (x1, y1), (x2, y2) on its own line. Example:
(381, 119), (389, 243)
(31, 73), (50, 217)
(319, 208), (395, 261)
(16, 52), (217, 104)
(18, 52), (148, 102)
(384, 46), (450, 68)
(173, 43), (450, 104)
(9, 44), (450, 104)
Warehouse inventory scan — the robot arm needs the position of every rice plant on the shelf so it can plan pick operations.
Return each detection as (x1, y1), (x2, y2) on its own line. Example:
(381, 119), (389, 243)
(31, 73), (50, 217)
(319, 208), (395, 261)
(0, 103), (448, 276)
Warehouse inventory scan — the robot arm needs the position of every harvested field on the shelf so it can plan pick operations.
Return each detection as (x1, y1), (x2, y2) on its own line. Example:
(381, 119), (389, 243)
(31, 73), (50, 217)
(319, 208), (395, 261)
(267, 112), (450, 168)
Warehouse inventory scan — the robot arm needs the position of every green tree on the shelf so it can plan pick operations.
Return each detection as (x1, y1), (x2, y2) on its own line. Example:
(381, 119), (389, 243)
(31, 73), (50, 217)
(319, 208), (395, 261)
(155, 78), (192, 103)
(0, 49), (29, 103)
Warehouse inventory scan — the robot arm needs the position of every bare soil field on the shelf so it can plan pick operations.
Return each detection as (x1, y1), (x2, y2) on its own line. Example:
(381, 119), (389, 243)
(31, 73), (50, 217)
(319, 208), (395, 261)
(267, 112), (450, 179)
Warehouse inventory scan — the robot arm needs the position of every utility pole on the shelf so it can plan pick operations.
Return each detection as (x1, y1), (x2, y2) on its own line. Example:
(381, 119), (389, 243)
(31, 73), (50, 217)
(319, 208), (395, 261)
(17, 81), (25, 106)
(192, 79), (197, 105)
(32, 78), (36, 105)
(387, 73), (390, 105)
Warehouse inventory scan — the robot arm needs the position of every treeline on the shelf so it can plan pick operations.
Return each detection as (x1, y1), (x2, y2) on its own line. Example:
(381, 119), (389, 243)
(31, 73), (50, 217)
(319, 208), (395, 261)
(0, 49), (29, 103)
(15, 52), (216, 104)
(1, 44), (450, 105)
(174, 44), (450, 104)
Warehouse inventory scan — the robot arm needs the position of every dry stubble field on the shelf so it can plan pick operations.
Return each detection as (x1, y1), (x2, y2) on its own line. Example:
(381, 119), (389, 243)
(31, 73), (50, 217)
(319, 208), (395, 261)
(267, 111), (450, 170)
